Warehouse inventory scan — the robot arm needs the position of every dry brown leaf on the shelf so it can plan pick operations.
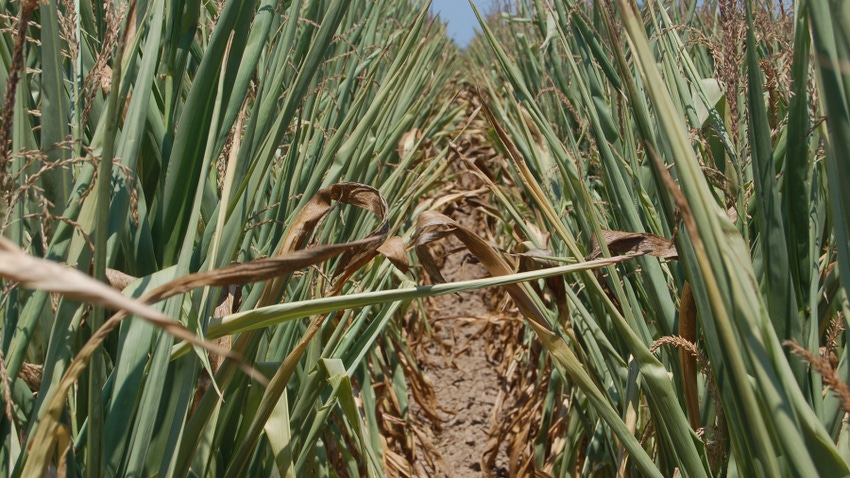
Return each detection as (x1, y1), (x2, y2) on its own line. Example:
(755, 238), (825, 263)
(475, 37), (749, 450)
(678, 282), (700, 431)
(105, 268), (137, 290)
(0, 237), (160, 321)
(155, 239), (376, 302)
(263, 182), (390, 301)
(377, 236), (410, 274)
(414, 211), (641, 332)
(397, 128), (421, 158)
(588, 230), (678, 260)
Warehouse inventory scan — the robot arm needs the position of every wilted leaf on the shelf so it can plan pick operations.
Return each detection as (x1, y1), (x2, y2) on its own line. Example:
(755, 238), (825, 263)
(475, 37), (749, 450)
(0, 238), (163, 323)
(678, 282), (700, 431)
(377, 236), (410, 274)
(263, 182), (390, 301)
(397, 128), (421, 158)
(415, 210), (643, 329)
(588, 230), (678, 260)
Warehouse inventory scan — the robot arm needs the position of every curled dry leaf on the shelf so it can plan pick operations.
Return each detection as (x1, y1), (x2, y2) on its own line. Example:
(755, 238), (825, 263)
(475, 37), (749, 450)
(397, 128), (421, 158)
(414, 210), (641, 330)
(263, 182), (391, 301)
(156, 239), (378, 302)
(588, 230), (679, 261)
(377, 236), (410, 274)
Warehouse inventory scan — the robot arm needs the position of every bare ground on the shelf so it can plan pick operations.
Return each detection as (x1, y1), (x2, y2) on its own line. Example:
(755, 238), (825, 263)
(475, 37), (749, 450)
(409, 195), (512, 478)
(401, 87), (534, 477)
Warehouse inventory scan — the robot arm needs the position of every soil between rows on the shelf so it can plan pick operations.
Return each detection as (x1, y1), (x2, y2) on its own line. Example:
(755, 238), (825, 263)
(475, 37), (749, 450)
(410, 197), (512, 478)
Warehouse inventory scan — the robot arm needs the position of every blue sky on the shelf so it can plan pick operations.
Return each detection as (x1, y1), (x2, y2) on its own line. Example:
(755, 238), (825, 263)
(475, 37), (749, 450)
(429, 0), (498, 48)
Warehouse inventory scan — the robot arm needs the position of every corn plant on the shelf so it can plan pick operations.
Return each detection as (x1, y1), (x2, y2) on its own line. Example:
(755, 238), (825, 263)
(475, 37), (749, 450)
(463, 0), (850, 476)
(0, 0), (465, 476)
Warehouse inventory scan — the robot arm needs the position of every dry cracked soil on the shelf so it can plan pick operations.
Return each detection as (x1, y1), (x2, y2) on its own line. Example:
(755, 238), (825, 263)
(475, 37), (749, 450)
(410, 197), (512, 478)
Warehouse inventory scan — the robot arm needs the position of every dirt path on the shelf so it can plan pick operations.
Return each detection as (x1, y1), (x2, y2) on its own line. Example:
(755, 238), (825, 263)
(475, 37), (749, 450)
(409, 167), (513, 477)
(397, 86), (538, 477)
(420, 203), (507, 478)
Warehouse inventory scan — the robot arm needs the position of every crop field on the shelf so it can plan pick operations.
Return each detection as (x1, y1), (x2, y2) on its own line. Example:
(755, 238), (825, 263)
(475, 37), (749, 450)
(1, 0), (849, 476)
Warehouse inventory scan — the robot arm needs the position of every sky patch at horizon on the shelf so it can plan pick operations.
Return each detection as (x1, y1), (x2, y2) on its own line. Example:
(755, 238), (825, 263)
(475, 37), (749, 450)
(428, 0), (499, 48)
